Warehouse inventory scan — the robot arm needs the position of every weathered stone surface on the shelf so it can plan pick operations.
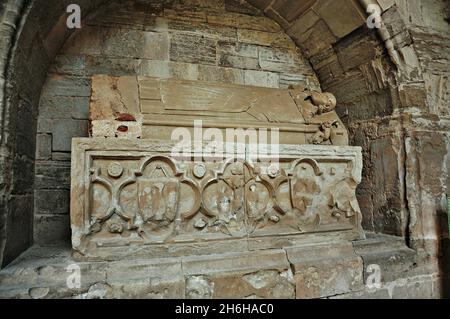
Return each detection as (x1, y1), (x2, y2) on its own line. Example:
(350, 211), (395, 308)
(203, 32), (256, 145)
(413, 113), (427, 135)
(34, 189), (70, 216)
(238, 29), (294, 49)
(290, 20), (336, 58)
(52, 120), (88, 152)
(70, 138), (363, 260)
(258, 47), (305, 73)
(90, 75), (142, 138)
(224, 0), (262, 16)
(170, 34), (217, 65)
(372, 138), (405, 233)
(143, 32), (170, 61)
(244, 70), (279, 88)
(35, 162), (71, 190)
(90, 75), (140, 121)
(334, 29), (383, 72)
(85, 56), (140, 77)
(44, 75), (91, 97)
(271, 0), (316, 23)
(330, 274), (441, 299)
(2, 195), (34, 267)
(50, 54), (85, 76)
(353, 233), (417, 283)
(104, 258), (185, 299)
(39, 96), (90, 120)
(0, 234), (444, 299)
(405, 132), (450, 257)
(90, 76), (349, 145)
(36, 134), (52, 161)
(217, 41), (260, 70)
(286, 242), (364, 298)
(34, 214), (71, 246)
(183, 250), (295, 298)
(313, 0), (366, 38)
(197, 65), (245, 85)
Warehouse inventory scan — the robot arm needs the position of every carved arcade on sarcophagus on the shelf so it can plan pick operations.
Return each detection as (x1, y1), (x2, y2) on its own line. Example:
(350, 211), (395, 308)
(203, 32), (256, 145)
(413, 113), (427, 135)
(71, 76), (364, 260)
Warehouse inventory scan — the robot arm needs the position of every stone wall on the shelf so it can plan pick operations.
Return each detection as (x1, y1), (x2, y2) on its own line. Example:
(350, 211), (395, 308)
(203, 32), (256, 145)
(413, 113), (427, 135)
(0, 0), (42, 267)
(266, 0), (450, 262)
(0, 0), (108, 268)
(0, 0), (448, 297)
(34, 0), (319, 245)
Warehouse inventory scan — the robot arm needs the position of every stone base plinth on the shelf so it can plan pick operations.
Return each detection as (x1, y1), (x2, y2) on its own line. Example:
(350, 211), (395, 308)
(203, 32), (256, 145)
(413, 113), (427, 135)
(0, 234), (443, 299)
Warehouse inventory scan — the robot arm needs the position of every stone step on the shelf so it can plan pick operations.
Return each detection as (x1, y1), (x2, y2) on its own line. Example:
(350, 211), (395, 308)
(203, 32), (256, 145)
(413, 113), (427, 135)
(0, 234), (434, 299)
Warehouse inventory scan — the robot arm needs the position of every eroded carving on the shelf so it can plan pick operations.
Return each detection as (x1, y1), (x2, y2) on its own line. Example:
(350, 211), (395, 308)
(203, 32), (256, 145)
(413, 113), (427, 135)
(289, 159), (321, 215)
(72, 140), (363, 261)
(90, 76), (349, 146)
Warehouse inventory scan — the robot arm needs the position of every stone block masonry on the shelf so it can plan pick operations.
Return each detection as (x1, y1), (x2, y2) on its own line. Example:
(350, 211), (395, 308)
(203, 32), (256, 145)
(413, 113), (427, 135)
(0, 234), (444, 299)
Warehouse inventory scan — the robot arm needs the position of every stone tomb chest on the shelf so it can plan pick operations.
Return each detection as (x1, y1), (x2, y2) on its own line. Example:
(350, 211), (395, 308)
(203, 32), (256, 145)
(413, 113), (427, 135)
(71, 76), (364, 260)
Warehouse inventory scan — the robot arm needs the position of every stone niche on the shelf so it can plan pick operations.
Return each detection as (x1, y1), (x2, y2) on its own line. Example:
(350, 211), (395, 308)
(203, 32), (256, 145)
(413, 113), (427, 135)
(71, 76), (364, 261)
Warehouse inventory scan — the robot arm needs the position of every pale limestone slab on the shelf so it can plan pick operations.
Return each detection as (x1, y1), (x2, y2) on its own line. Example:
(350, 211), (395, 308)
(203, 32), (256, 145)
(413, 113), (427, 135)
(71, 138), (364, 260)
(90, 75), (350, 146)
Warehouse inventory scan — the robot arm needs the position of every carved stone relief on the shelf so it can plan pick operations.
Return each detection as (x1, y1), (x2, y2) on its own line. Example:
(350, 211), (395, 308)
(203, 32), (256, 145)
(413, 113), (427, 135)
(71, 139), (364, 260)
(89, 76), (349, 146)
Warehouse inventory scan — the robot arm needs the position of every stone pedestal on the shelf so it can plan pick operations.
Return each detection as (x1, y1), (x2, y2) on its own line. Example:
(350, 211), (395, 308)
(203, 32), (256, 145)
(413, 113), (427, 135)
(71, 138), (364, 261)
(1, 235), (438, 299)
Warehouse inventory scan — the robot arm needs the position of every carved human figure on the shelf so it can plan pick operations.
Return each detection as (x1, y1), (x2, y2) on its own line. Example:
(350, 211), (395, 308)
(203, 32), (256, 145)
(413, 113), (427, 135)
(310, 92), (337, 115)
(224, 164), (245, 215)
(289, 85), (338, 120)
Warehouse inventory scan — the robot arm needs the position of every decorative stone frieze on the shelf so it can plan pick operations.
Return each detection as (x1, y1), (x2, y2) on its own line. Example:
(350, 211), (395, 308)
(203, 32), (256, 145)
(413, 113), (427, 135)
(71, 138), (363, 260)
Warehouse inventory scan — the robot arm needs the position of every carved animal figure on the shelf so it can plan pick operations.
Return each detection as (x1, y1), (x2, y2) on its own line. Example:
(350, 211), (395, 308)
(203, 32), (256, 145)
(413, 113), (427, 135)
(329, 178), (360, 218)
(292, 178), (319, 213)
(151, 185), (166, 221)
(310, 121), (336, 144)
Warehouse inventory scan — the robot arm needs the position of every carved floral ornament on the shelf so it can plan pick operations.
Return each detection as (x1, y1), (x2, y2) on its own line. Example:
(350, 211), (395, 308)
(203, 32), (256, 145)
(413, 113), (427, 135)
(85, 154), (361, 242)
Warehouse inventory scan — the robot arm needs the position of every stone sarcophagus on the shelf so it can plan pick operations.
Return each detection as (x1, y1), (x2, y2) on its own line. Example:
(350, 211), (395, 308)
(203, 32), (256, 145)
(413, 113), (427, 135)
(71, 76), (364, 261)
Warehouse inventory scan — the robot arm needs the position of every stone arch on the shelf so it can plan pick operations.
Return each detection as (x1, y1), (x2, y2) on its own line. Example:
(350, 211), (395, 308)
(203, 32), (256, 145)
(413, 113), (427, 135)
(0, 0), (448, 269)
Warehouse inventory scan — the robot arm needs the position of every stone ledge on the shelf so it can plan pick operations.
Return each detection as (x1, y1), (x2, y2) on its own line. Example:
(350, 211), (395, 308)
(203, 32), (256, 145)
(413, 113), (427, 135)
(0, 234), (442, 299)
(353, 232), (418, 283)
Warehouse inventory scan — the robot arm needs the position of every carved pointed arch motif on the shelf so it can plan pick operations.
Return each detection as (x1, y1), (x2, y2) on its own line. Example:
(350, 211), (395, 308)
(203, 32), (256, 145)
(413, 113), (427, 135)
(88, 155), (201, 237)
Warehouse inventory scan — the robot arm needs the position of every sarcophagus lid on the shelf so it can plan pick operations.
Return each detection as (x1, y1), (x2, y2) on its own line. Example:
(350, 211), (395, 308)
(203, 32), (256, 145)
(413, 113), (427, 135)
(89, 75), (348, 146)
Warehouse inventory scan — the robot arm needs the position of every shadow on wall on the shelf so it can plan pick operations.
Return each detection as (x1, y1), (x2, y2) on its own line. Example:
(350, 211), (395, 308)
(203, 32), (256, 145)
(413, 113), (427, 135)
(438, 199), (450, 297)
